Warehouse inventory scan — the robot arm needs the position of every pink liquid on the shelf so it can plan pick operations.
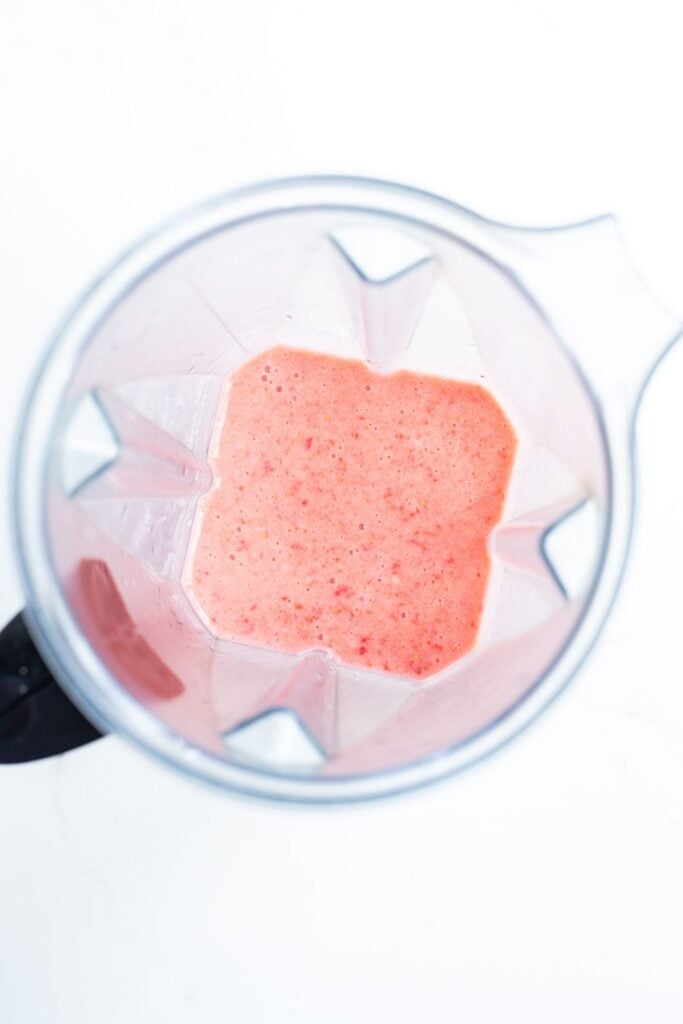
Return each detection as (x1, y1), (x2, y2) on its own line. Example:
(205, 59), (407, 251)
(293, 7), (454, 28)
(188, 346), (516, 679)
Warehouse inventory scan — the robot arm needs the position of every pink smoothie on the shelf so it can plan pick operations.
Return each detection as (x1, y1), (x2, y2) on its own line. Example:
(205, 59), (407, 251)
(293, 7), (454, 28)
(188, 346), (516, 679)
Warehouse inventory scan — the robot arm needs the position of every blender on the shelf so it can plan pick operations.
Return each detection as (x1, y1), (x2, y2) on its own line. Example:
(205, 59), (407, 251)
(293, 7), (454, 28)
(1, 176), (679, 801)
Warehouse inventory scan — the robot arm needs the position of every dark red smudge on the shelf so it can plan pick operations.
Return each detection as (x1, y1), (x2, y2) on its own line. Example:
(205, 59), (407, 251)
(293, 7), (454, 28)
(74, 559), (184, 700)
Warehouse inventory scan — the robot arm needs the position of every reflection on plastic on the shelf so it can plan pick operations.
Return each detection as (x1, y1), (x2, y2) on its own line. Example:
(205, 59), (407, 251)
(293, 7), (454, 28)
(74, 559), (184, 701)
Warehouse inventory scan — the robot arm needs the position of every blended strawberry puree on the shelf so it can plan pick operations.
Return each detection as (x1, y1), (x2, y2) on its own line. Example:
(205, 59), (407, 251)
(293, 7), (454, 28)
(188, 346), (516, 679)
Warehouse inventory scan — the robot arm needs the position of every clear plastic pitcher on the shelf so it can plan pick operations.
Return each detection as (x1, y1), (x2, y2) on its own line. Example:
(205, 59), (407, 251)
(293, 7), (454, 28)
(3, 177), (680, 801)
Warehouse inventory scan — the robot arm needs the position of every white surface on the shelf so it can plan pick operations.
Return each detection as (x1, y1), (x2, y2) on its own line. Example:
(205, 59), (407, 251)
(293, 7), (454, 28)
(2, 1), (683, 1020)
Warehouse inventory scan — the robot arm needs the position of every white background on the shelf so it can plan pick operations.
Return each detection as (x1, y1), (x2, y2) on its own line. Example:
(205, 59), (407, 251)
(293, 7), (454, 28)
(2, 2), (683, 1021)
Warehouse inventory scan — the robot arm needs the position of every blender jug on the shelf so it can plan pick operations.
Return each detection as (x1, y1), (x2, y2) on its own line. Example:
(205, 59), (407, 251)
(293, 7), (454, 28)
(2, 177), (680, 801)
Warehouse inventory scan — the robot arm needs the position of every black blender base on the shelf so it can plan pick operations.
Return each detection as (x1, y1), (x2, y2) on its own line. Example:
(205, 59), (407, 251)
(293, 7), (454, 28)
(0, 613), (102, 763)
